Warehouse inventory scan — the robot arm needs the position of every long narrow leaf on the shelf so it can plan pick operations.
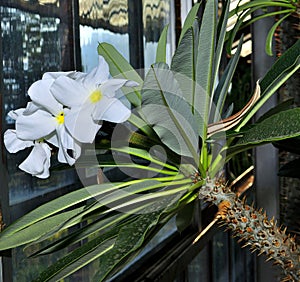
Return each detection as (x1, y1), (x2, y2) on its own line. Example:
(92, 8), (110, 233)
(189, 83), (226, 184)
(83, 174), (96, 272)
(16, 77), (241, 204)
(178, 2), (200, 44)
(171, 26), (198, 108)
(141, 64), (199, 160)
(213, 0), (230, 90)
(226, 108), (300, 161)
(0, 207), (84, 250)
(97, 43), (142, 106)
(228, 0), (295, 18)
(32, 226), (122, 282)
(195, 0), (217, 140)
(265, 13), (290, 56)
(27, 213), (131, 257)
(156, 25), (169, 63)
(213, 35), (243, 122)
(237, 39), (300, 129)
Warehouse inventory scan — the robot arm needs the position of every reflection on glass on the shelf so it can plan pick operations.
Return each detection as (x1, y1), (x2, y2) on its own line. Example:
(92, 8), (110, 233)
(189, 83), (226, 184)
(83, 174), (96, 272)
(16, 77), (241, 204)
(0, 6), (78, 205)
(143, 0), (173, 68)
(80, 25), (129, 73)
(79, 0), (129, 73)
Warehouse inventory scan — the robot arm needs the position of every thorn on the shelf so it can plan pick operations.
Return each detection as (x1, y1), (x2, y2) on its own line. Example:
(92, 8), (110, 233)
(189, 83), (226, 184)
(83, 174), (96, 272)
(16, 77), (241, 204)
(242, 195), (246, 204)
(258, 250), (265, 256)
(282, 226), (287, 234)
(266, 256), (273, 262)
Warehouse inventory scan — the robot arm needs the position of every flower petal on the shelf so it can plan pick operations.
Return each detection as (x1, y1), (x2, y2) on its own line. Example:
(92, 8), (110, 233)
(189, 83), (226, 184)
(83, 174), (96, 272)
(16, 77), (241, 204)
(19, 142), (51, 178)
(50, 76), (88, 107)
(79, 56), (110, 90)
(56, 125), (77, 165)
(23, 102), (40, 115)
(100, 79), (138, 98)
(16, 109), (56, 140)
(101, 99), (131, 123)
(46, 132), (59, 147)
(42, 71), (76, 80)
(8, 108), (25, 120)
(64, 104), (102, 143)
(4, 130), (33, 153)
(28, 79), (63, 115)
(93, 96), (131, 123)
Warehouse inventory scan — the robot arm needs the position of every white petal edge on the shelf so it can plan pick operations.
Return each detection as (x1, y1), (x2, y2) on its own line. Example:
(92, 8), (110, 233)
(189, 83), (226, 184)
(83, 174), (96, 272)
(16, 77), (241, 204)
(4, 130), (33, 153)
(16, 109), (56, 140)
(92, 96), (131, 123)
(28, 79), (63, 115)
(101, 98), (131, 123)
(64, 104), (102, 143)
(19, 142), (51, 179)
(79, 56), (110, 90)
(100, 79), (138, 98)
(51, 76), (88, 107)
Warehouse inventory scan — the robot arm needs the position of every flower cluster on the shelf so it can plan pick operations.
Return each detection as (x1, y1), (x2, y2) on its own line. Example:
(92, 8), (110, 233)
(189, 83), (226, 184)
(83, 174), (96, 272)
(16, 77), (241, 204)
(4, 56), (138, 178)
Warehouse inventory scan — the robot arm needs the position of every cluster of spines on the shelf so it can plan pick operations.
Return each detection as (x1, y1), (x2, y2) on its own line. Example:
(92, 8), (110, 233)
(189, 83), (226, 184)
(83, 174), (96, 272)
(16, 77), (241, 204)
(198, 178), (300, 282)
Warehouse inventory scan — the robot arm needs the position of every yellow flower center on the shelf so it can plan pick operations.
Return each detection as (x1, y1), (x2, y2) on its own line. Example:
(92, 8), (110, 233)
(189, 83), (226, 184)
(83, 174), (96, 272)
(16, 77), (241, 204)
(89, 89), (103, 103)
(56, 112), (64, 124)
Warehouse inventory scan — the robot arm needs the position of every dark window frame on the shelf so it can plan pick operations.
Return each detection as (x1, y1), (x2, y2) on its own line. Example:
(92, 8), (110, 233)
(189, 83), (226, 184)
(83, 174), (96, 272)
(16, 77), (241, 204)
(0, 1), (271, 281)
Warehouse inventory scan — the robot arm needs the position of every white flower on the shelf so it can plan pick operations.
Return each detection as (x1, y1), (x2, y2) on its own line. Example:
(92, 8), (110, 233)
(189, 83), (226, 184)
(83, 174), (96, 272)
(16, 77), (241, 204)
(50, 55), (138, 143)
(15, 79), (80, 165)
(4, 128), (52, 179)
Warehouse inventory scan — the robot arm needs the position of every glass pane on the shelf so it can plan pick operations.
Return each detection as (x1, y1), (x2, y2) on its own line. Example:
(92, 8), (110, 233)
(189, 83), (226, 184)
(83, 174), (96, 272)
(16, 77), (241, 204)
(143, 0), (174, 68)
(79, 0), (129, 72)
(187, 245), (211, 282)
(0, 5), (78, 203)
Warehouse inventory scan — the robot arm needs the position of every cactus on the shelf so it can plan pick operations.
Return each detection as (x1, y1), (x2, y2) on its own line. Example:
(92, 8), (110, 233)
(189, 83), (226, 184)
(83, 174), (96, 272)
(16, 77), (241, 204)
(198, 176), (300, 281)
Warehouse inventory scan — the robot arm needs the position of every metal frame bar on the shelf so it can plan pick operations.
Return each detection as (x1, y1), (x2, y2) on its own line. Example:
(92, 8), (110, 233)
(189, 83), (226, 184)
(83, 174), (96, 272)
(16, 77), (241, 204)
(252, 7), (280, 282)
(128, 0), (144, 71)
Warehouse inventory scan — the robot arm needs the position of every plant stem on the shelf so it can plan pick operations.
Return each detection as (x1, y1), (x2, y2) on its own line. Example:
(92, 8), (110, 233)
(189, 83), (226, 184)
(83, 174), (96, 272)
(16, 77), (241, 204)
(198, 177), (300, 281)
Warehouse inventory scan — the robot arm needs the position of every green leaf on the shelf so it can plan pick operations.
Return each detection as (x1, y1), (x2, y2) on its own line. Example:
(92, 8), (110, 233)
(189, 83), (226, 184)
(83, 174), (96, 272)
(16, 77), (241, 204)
(238, 39), (300, 129)
(156, 24), (169, 63)
(226, 6), (258, 54)
(213, 0), (230, 90)
(32, 224), (123, 282)
(26, 213), (130, 257)
(111, 146), (179, 171)
(265, 13), (290, 56)
(195, 0), (217, 139)
(97, 42), (142, 107)
(228, 0), (295, 18)
(226, 108), (300, 160)
(256, 97), (294, 123)
(141, 64), (199, 160)
(238, 108), (300, 144)
(213, 35), (243, 122)
(171, 25), (198, 109)
(0, 207), (84, 250)
(94, 211), (162, 281)
(178, 2), (200, 44)
(0, 187), (95, 238)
